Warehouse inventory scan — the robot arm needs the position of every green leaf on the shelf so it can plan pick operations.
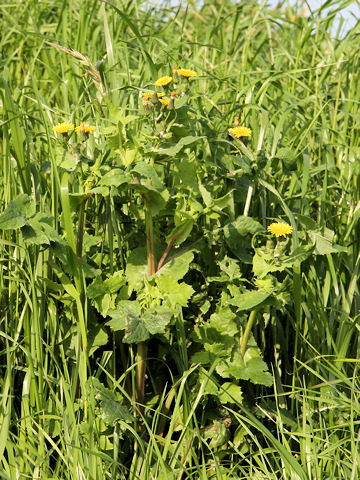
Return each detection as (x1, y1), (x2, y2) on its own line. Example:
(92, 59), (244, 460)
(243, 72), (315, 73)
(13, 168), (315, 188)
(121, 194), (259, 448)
(218, 256), (241, 281)
(88, 320), (109, 357)
(0, 194), (35, 230)
(175, 157), (199, 191)
(125, 247), (147, 292)
(228, 290), (271, 311)
(129, 183), (167, 216)
(156, 275), (194, 307)
(216, 349), (273, 386)
(156, 250), (194, 281)
(199, 184), (212, 207)
(21, 223), (49, 245)
(142, 308), (173, 335)
(165, 219), (194, 247)
(90, 378), (133, 425)
(224, 215), (264, 240)
(253, 252), (287, 278)
(131, 163), (164, 190)
(192, 307), (237, 357)
(107, 301), (172, 343)
(99, 169), (131, 187)
(310, 229), (347, 255)
(190, 351), (215, 364)
(153, 136), (203, 157)
(218, 382), (243, 405)
(224, 215), (264, 262)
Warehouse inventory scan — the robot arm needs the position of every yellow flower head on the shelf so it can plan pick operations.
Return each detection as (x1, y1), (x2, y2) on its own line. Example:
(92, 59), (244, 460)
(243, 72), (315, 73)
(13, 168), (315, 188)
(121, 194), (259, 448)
(228, 126), (251, 138)
(75, 122), (96, 134)
(155, 76), (172, 87)
(159, 98), (170, 107)
(177, 68), (197, 78)
(267, 222), (293, 238)
(53, 122), (74, 134)
(142, 92), (165, 100)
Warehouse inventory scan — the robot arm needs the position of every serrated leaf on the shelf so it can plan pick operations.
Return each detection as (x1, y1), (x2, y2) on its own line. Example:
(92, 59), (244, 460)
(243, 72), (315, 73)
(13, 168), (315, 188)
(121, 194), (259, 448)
(175, 157), (199, 191)
(142, 308), (173, 335)
(0, 194), (35, 230)
(228, 290), (270, 310)
(224, 215), (263, 262)
(156, 275), (194, 307)
(216, 350), (273, 386)
(218, 256), (241, 281)
(100, 395), (133, 425)
(21, 223), (50, 245)
(253, 252), (286, 278)
(107, 301), (172, 343)
(192, 307), (237, 357)
(90, 377), (133, 425)
(297, 214), (317, 230)
(218, 382), (243, 405)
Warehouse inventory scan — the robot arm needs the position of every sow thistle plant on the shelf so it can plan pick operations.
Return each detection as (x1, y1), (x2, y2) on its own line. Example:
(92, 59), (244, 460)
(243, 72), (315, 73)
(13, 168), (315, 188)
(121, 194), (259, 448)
(0, 57), (322, 464)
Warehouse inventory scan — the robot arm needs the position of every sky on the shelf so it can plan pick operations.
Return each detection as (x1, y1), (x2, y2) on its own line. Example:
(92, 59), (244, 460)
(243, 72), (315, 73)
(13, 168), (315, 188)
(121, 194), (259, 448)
(261, 0), (359, 33)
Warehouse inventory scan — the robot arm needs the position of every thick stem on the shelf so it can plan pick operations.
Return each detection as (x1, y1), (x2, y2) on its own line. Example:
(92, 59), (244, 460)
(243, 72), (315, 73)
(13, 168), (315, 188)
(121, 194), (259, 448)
(135, 341), (148, 414)
(145, 200), (156, 277)
(240, 309), (257, 358)
(136, 196), (155, 414)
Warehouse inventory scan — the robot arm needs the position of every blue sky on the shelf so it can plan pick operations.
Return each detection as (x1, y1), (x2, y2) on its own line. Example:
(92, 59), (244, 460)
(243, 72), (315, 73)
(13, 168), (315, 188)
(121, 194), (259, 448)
(266, 0), (359, 33)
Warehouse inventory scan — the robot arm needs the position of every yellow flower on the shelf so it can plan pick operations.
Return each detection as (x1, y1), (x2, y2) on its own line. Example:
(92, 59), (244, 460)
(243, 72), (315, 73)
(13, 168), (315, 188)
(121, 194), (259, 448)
(53, 122), (74, 134)
(75, 122), (96, 134)
(267, 222), (293, 238)
(159, 98), (170, 107)
(177, 68), (197, 78)
(228, 126), (251, 138)
(155, 76), (172, 87)
(142, 92), (165, 100)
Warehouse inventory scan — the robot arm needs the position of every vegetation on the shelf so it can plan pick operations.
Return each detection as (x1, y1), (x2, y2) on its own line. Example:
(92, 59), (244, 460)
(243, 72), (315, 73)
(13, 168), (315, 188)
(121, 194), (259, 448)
(1, 0), (359, 478)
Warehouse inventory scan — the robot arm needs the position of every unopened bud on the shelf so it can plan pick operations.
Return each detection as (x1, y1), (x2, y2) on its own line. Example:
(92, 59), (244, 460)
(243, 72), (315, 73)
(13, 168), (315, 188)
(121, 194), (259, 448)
(172, 65), (179, 83)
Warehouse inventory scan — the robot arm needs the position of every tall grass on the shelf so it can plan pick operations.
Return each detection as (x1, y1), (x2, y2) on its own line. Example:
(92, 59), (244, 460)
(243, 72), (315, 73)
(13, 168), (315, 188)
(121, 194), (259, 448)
(1, 0), (359, 478)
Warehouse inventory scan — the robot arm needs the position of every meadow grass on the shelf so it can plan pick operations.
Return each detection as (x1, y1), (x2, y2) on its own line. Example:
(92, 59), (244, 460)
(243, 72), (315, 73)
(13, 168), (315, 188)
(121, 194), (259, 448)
(0, 0), (360, 478)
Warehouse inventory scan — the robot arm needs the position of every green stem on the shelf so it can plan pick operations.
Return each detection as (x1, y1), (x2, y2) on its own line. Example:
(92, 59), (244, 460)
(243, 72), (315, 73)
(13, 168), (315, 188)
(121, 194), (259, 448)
(145, 198), (156, 277)
(240, 309), (257, 358)
(76, 194), (91, 259)
(136, 196), (155, 414)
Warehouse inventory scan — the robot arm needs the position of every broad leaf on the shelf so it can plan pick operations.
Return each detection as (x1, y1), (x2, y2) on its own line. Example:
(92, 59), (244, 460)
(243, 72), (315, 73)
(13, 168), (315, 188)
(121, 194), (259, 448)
(0, 194), (35, 230)
(125, 247), (147, 291)
(218, 382), (243, 405)
(228, 290), (271, 310)
(153, 136), (203, 157)
(107, 301), (172, 343)
(99, 169), (131, 187)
